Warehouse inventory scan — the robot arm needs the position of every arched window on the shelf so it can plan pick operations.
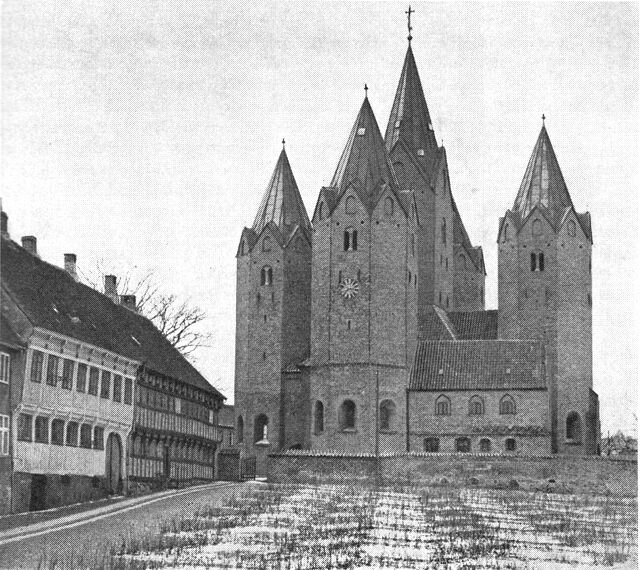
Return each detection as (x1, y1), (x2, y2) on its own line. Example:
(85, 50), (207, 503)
(384, 197), (394, 217)
(566, 412), (582, 442)
(441, 218), (447, 244)
(530, 251), (544, 272)
(261, 265), (273, 286)
(345, 196), (356, 214)
(505, 438), (517, 451)
(262, 236), (272, 252)
(254, 414), (268, 443)
(479, 438), (491, 452)
(424, 437), (439, 452)
(435, 395), (451, 416)
(532, 219), (542, 236)
(314, 401), (324, 434)
(456, 437), (471, 453)
(318, 202), (324, 220)
(468, 396), (484, 416)
(237, 415), (244, 443)
(457, 254), (466, 270)
(379, 400), (396, 431)
(344, 228), (358, 251)
(568, 220), (576, 237)
(499, 395), (516, 415)
(339, 400), (356, 430)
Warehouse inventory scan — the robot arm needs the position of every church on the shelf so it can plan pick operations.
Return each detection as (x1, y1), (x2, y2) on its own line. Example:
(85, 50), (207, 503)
(234, 21), (600, 463)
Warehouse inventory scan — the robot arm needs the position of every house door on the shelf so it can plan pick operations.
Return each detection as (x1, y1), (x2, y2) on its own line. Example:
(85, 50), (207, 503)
(105, 433), (122, 494)
(29, 474), (47, 511)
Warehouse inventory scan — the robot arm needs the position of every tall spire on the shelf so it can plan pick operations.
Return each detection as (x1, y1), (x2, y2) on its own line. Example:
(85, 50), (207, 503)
(252, 147), (311, 236)
(512, 123), (575, 223)
(384, 42), (438, 169)
(330, 96), (399, 211)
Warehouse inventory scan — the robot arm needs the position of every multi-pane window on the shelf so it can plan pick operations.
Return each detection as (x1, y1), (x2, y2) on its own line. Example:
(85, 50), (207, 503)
(0, 353), (9, 384)
(61, 359), (74, 390)
(344, 228), (358, 252)
(124, 378), (133, 405)
(76, 363), (87, 392)
(100, 371), (111, 399)
(424, 437), (439, 452)
(51, 419), (65, 445)
(34, 416), (49, 443)
(88, 367), (99, 395)
(530, 251), (545, 272)
(66, 422), (78, 446)
(30, 351), (44, 383)
(468, 396), (484, 416)
(261, 266), (273, 286)
(505, 438), (517, 451)
(435, 395), (451, 416)
(93, 426), (104, 450)
(46, 355), (59, 386)
(80, 424), (92, 448)
(113, 375), (122, 402)
(0, 415), (9, 455)
(499, 395), (516, 415)
(18, 414), (32, 441)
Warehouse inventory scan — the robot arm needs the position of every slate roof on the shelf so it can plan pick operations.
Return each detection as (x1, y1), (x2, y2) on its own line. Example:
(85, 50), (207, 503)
(252, 148), (311, 238)
(0, 314), (24, 349)
(447, 310), (498, 340)
(1, 237), (224, 399)
(409, 340), (546, 391)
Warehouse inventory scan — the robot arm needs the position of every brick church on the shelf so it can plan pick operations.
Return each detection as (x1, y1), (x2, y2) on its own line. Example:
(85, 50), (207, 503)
(234, 27), (600, 463)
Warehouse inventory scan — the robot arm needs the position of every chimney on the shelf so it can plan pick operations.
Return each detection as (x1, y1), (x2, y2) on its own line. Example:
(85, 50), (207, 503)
(1, 211), (8, 238)
(64, 253), (78, 281)
(120, 294), (137, 313)
(104, 275), (118, 303)
(21, 236), (38, 256)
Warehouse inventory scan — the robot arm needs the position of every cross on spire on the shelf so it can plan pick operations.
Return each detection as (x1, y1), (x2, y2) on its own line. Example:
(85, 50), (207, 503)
(542, 113), (546, 126)
(282, 138), (286, 148)
(406, 5), (414, 42)
(364, 83), (368, 98)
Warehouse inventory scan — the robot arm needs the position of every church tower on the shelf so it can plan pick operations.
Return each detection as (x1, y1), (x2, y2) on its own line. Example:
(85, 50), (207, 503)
(384, 33), (485, 328)
(309, 92), (418, 453)
(498, 120), (599, 454)
(234, 146), (312, 456)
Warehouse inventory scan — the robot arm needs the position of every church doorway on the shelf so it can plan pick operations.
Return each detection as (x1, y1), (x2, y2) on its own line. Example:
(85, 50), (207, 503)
(105, 432), (122, 494)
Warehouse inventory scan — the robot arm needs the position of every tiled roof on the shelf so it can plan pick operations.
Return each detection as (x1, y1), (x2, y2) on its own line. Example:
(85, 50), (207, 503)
(252, 149), (311, 238)
(409, 340), (546, 391)
(448, 310), (498, 340)
(1, 237), (224, 399)
(0, 314), (24, 348)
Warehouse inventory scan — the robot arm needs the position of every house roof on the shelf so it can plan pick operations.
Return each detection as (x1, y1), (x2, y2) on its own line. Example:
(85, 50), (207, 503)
(0, 314), (24, 349)
(252, 148), (311, 238)
(409, 340), (546, 391)
(1, 236), (224, 399)
(447, 310), (498, 340)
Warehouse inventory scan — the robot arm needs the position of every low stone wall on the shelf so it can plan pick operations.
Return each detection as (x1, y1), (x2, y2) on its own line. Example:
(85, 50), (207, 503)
(268, 452), (637, 496)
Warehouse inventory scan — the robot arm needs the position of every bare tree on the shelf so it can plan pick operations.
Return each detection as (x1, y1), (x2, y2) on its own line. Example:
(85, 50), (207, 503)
(80, 260), (211, 359)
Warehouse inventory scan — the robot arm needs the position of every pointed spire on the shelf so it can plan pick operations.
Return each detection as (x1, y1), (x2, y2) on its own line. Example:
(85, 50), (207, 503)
(384, 43), (438, 169)
(330, 96), (399, 210)
(512, 123), (574, 223)
(252, 147), (311, 236)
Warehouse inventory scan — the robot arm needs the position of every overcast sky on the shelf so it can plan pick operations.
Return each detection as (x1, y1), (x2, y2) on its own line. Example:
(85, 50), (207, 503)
(2, 1), (637, 435)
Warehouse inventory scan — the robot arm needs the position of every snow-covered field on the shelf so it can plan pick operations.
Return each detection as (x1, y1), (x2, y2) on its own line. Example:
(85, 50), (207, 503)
(118, 482), (637, 569)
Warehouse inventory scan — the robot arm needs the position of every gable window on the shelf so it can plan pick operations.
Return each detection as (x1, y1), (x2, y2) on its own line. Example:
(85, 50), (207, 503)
(568, 220), (576, 237)
(379, 400), (396, 431)
(499, 394), (516, 415)
(261, 265), (273, 286)
(34, 416), (49, 443)
(18, 414), (33, 442)
(468, 396), (484, 416)
(339, 399), (356, 430)
(314, 401), (324, 434)
(30, 350), (44, 383)
(93, 427), (104, 450)
(435, 395), (451, 416)
(124, 378), (133, 405)
(384, 197), (394, 217)
(566, 412), (582, 442)
(51, 419), (64, 445)
(345, 196), (356, 214)
(424, 437), (439, 452)
(532, 219), (542, 236)
(100, 371), (111, 399)
(237, 415), (244, 443)
(88, 367), (99, 395)
(441, 218), (447, 244)
(456, 437), (471, 453)
(344, 228), (358, 251)
(0, 353), (9, 384)
(479, 438), (492, 452)
(113, 375), (122, 402)
(61, 359), (74, 390)
(80, 423), (92, 448)
(262, 236), (272, 252)
(0, 416), (8, 455)
(505, 438), (517, 451)
(46, 354), (59, 386)
(530, 251), (544, 272)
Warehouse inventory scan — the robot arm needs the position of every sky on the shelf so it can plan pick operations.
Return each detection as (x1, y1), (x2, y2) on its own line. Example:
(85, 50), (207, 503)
(2, 1), (637, 435)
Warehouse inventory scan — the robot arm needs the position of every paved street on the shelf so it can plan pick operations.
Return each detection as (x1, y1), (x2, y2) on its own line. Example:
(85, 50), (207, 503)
(0, 482), (246, 569)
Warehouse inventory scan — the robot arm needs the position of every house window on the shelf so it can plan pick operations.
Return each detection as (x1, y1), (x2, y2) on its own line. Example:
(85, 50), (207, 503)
(379, 400), (396, 431)
(314, 401), (324, 434)
(61, 359), (74, 390)
(76, 363), (87, 392)
(100, 371), (111, 399)
(88, 367), (99, 395)
(0, 415), (9, 455)
(262, 236), (272, 252)
(261, 266), (273, 286)
(568, 220), (576, 237)
(479, 438), (491, 452)
(0, 353), (9, 384)
(30, 350), (44, 383)
(499, 395), (516, 415)
(254, 414), (268, 442)
(93, 426), (105, 450)
(505, 438), (517, 451)
(530, 251), (544, 272)
(435, 395), (451, 416)
(80, 423), (92, 448)
(566, 412), (582, 442)
(124, 378), (133, 404)
(237, 416), (244, 443)
(424, 437), (439, 452)
(51, 419), (64, 445)
(66, 422), (78, 446)
(113, 375), (122, 402)
(18, 414), (33, 441)
(345, 196), (356, 214)
(339, 399), (356, 430)
(46, 354), (59, 386)
(384, 197), (394, 217)
(468, 396), (484, 416)
(441, 218), (447, 244)
(456, 437), (471, 453)
(344, 228), (358, 251)
(532, 219), (542, 236)
(34, 416), (49, 443)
